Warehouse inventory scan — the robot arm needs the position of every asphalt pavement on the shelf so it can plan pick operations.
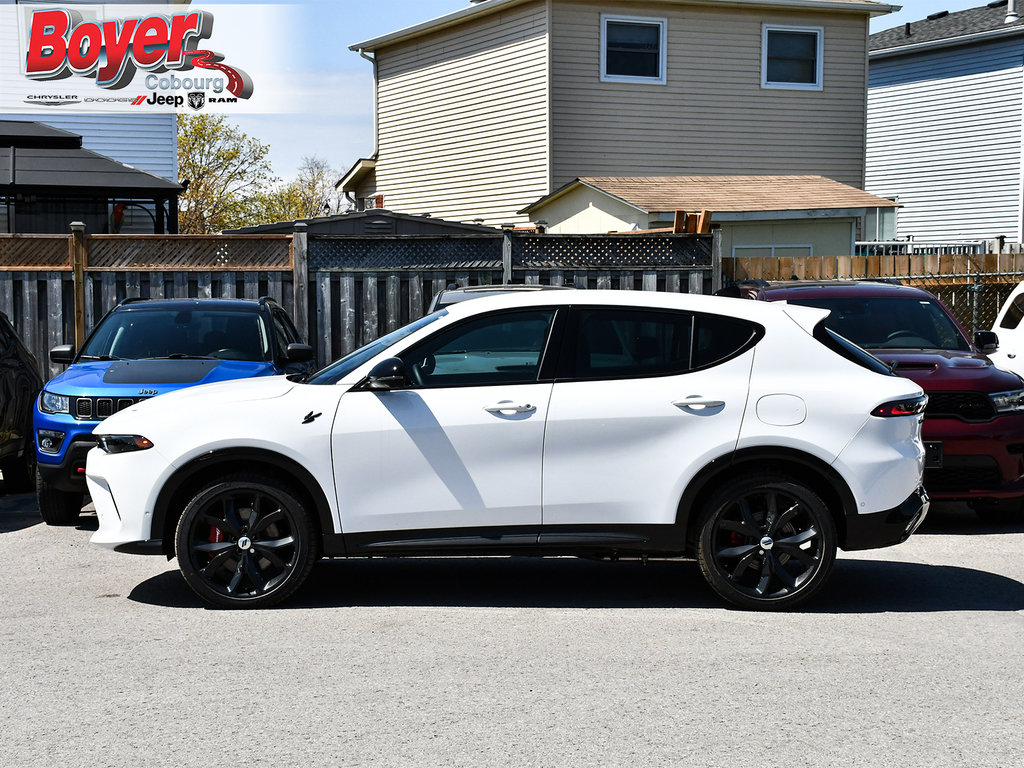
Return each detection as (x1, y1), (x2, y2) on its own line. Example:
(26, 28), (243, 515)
(1, 485), (1021, 768)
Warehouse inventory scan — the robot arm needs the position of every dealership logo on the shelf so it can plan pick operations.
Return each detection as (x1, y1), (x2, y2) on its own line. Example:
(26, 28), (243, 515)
(23, 8), (253, 99)
(24, 94), (80, 106)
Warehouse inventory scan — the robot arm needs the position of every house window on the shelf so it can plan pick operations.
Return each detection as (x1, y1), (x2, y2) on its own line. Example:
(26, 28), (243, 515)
(601, 15), (667, 85)
(762, 25), (823, 90)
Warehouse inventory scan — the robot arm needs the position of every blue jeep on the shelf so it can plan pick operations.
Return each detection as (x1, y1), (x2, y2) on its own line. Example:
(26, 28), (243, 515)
(34, 297), (315, 524)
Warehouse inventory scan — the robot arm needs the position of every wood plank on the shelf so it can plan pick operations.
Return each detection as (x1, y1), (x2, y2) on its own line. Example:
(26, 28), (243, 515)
(317, 272), (332, 365)
(386, 274), (401, 332)
(340, 275), (356, 355)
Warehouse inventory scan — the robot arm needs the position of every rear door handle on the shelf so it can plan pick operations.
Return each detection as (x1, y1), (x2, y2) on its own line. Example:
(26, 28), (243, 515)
(673, 397), (725, 411)
(484, 402), (537, 414)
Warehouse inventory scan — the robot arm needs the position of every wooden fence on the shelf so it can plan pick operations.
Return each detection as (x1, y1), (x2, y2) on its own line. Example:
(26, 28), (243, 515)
(0, 228), (719, 379)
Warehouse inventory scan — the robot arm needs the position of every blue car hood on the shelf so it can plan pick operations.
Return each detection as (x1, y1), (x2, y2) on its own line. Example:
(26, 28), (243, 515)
(44, 359), (278, 397)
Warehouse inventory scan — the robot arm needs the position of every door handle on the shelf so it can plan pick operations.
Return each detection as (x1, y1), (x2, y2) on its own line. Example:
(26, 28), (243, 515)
(673, 397), (725, 411)
(484, 402), (536, 414)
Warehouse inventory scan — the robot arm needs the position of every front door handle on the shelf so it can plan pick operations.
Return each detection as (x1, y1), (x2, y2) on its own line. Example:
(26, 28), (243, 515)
(484, 402), (536, 414)
(673, 397), (725, 411)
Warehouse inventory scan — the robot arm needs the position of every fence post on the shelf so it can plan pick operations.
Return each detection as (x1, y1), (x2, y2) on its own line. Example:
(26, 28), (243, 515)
(711, 230), (723, 293)
(70, 221), (87, 350)
(501, 227), (513, 285)
(971, 274), (981, 336)
(292, 223), (309, 342)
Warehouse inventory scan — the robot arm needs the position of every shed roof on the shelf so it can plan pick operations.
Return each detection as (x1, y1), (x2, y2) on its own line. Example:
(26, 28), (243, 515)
(519, 175), (899, 215)
(0, 120), (180, 194)
(870, 1), (1024, 53)
(225, 209), (499, 235)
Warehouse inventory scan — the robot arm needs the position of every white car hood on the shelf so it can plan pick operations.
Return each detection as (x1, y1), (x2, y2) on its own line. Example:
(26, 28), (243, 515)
(96, 375), (297, 434)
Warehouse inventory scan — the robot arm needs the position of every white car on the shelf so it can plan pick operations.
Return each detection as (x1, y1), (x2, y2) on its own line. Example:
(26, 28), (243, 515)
(989, 280), (1024, 377)
(87, 290), (929, 610)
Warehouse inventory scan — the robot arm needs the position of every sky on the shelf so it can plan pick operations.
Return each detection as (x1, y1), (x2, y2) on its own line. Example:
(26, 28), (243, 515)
(205, 0), (994, 183)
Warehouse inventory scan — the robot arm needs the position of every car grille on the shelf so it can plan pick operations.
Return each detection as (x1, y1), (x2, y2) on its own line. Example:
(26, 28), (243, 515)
(73, 396), (150, 421)
(924, 392), (996, 422)
(925, 456), (1003, 492)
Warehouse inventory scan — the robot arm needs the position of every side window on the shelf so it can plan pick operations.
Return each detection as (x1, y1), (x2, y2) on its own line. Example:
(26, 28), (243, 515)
(601, 14), (667, 85)
(999, 294), (1024, 330)
(762, 25), (823, 90)
(574, 309), (692, 379)
(272, 309), (300, 348)
(693, 314), (760, 368)
(402, 310), (556, 388)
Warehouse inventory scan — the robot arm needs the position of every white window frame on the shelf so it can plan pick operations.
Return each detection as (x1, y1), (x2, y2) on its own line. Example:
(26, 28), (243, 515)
(732, 244), (814, 259)
(600, 14), (667, 86)
(761, 24), (824, 91)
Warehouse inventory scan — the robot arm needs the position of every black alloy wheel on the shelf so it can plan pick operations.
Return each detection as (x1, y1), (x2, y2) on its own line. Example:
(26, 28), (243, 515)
(697, 474), (837, 610)
(175, 474), (315, 608)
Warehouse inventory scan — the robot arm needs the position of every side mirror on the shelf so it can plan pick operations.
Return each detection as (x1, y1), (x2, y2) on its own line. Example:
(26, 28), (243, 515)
(50, 344), (75, 364)
(285, 343), (314, 363)
(366, 357), (409, 390)
(975, 331), (999, 354)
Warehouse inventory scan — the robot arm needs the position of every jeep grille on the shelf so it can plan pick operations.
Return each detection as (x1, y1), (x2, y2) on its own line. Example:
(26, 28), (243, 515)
(73, 396), (151, 421)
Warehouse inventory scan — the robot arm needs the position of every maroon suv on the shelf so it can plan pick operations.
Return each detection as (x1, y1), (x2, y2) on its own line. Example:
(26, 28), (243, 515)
(756, 281), (1024, 518)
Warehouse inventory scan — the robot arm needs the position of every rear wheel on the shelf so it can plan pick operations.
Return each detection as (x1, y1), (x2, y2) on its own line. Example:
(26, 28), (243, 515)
(175, 474), (315, 608)
(36, 468), (84, 525)
(697, 474), (837, 610)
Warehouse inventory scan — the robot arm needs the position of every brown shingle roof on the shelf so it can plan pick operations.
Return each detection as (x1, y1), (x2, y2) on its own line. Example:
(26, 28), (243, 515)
(566, 175), (899, 213)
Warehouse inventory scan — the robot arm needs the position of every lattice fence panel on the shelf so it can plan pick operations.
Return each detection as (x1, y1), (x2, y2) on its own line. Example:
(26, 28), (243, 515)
(309, 235), (503, 271)
(0, 235), (70, 269)
(87, 235), (292, 270)
(514, 234), (713, 269)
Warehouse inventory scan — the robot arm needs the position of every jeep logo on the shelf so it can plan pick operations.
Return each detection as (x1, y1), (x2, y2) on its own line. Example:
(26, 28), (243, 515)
(138, 389), (158, 396)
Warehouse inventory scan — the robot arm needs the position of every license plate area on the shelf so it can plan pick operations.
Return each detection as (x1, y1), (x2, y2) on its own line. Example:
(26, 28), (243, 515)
(924, 441), (943, 469)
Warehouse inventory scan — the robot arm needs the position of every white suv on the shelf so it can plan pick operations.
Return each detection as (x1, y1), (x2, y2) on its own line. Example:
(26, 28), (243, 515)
(87, 291), (929, 610)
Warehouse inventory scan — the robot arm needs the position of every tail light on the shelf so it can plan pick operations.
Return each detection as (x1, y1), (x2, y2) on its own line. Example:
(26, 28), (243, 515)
(872, 395), (928, 417)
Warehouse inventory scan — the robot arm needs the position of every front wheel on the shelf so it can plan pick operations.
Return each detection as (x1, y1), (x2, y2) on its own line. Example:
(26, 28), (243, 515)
(174, 474), (316, 608)
(696, 474), (837, 611)
(36, 468), (84, 525)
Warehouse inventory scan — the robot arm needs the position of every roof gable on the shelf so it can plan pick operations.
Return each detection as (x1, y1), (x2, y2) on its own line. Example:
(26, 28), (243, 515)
(521, 175), (898, 215)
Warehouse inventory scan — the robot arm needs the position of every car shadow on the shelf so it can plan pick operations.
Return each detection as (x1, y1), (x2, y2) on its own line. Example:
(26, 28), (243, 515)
(916, 501), (1024, 536)
(128, 555), (1024, 613)
(0, 488), (41, 533)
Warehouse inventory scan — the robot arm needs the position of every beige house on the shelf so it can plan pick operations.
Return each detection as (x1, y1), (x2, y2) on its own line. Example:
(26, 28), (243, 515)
(519, 175), (900, 257)
(342, 0), (897, 227)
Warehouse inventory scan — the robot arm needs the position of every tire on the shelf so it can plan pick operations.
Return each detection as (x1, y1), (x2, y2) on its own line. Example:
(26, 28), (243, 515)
(36, 467), (84, 525)
(174, 473), (315, 609)
(696, 474), (837, 611)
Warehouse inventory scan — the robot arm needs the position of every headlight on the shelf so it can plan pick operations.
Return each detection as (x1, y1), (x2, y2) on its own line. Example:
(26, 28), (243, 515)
(990, 389), (1024, 413)
(39, 391), (70, 414)
(96, 435), (154, 454)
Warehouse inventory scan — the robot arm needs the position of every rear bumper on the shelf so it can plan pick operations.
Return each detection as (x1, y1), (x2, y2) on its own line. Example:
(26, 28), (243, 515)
(843, 486), (929, 551)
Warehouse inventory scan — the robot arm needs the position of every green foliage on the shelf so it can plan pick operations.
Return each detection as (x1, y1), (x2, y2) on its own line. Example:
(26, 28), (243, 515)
(177, 114), (278, 233)
(177, 115), (340, 232)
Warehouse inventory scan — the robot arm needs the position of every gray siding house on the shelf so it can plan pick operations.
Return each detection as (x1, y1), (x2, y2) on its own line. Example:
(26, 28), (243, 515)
(343, 0), (898, 227)
(866, 2), (1024, 241)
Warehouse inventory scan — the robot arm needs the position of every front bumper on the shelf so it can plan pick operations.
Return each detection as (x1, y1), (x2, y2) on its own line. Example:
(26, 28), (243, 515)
(37, 435), (95, 492)
(843, 486), (929, 551)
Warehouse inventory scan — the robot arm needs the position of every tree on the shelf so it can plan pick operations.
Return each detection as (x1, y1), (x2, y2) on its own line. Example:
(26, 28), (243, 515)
(255, 155), (341, 223)
(176, 114), (278, 233)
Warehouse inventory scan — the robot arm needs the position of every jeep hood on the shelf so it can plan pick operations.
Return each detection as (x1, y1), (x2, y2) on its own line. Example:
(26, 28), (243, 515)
(870, 349), (1024, 391)
(45, 359), (277, 394)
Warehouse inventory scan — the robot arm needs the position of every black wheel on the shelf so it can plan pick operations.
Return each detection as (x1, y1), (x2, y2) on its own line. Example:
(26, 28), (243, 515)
(697, 474), (837, 610)
(174, 474), (315, 608)
(36, 468), (84, 525)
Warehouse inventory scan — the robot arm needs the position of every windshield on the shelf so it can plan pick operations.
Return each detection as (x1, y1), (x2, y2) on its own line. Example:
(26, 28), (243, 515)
(307, 311), (446, 385)
(785, 296), (971, 352)
(80, 308), (270, 362)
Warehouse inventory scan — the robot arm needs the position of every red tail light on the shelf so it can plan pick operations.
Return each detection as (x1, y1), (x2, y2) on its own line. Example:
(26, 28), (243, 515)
(872, 395), (928, 417)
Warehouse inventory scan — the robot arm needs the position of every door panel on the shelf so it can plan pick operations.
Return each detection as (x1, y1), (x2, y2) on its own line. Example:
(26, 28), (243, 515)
(542, 352), (754, 527)
(334, 384), (553, 534)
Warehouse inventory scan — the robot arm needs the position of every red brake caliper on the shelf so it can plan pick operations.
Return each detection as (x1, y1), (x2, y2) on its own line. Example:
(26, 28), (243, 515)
(208, 525), (223, 558)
